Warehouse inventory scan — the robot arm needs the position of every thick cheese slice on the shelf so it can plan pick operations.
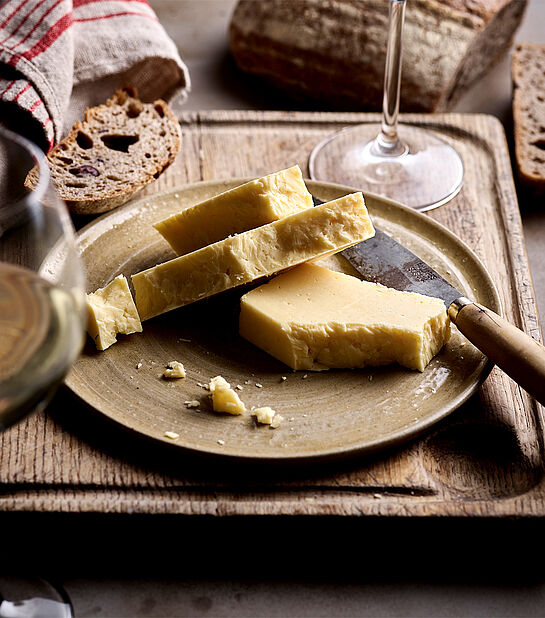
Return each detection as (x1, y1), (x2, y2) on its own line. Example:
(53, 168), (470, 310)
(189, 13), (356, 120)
(239, 263), (450, 372)
(86, 275), (142, 350)
(132, 192), (374, 321)
(153, 165), (314, 255)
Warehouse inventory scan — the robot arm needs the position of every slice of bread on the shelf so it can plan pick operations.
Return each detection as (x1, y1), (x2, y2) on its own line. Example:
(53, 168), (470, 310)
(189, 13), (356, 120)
(512, 43), (545, 195)
(29, 86), (181, 214)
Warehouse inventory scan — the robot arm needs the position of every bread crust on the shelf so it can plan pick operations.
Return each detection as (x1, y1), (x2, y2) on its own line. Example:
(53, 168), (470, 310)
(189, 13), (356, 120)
(229, 0), (527, 112)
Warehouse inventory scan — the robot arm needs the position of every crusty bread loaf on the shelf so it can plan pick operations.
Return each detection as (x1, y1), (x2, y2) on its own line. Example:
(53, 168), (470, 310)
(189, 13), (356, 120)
(28, 86), (181, 215)
(512, 43), (545, 195)
(229, 0), (527, 112)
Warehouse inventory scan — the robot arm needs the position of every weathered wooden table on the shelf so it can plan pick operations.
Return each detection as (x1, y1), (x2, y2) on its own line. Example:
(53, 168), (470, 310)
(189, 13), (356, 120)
(2, 111), (544, 518)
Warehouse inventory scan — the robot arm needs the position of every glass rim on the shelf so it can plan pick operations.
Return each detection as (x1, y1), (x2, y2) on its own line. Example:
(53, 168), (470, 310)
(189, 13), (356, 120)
(0, 124), (51, 205)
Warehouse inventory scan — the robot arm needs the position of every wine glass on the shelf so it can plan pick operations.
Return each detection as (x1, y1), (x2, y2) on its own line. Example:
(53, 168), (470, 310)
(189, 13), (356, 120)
(309, 0), (464, 211)
(0, 126), (86, 430)
(0, 127), (84, 616)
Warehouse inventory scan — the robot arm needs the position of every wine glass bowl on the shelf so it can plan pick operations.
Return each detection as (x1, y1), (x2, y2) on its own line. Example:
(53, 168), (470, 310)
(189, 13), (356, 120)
(0, 126), (86, 430)
(309, 0), (464, 211)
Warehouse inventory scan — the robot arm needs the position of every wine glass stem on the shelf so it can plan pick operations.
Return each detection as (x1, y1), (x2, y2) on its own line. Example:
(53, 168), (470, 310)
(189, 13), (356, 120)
(374, 0), (407, 157)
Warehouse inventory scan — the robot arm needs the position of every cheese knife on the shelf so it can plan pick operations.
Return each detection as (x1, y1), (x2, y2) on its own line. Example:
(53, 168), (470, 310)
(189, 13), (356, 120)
(314, 197), (545, 405)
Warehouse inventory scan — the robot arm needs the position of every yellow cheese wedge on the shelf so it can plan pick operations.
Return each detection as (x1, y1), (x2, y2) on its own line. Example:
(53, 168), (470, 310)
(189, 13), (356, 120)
(86, 275), (142, 350)
(153, 165), (314, 255)
(239, 263), (450, 372)
(132, 192), (374, 321)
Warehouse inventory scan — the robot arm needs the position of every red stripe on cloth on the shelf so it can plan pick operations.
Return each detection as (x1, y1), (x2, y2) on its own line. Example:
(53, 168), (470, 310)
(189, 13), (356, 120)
(0, 0), (30, 30)
(0, 0), (49, 46)
(0, 79), (16, 98)
(13, 80), (30, 100)
(28, 97), (42, 112)
(11, 11), (73, 63)
(9, 0), (65, 51)
(74, 9), (157, 23)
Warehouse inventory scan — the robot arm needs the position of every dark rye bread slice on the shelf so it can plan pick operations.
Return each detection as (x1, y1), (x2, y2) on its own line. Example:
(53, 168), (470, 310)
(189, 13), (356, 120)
(512, 43), (545, 194)
(28, 86), (181, 214)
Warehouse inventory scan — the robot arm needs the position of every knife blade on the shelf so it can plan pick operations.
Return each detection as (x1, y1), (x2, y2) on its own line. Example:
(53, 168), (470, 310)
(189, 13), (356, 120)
(313, 195), (545, 405)
(341, 228), (462, 308)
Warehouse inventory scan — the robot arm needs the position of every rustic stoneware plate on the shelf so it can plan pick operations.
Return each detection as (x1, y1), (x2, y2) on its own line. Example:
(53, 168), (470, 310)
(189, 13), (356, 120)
(66, 179), (500, 462)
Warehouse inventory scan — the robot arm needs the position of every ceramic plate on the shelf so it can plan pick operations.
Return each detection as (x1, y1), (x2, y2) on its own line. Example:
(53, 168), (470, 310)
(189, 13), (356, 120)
(66, 179), (500, 462)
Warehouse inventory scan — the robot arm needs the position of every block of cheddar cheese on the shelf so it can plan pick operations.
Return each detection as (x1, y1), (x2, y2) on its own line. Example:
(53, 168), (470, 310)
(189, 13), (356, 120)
(239, 263), (450, 372)
(153, 165), (314, 255)
(132, 192), (374, 321)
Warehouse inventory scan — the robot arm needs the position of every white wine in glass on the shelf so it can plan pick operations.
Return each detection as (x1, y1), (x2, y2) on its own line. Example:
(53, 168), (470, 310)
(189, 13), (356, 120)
(0, 126), (86, 430)
(309, 0), (464, 211)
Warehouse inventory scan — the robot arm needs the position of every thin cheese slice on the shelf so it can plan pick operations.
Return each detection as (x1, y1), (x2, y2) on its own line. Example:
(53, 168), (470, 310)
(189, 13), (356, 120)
(86, 275), (142, 350)
(239, 263), (450, 372)
(132, 192), (374, 321)
(153, 165), (314, 255)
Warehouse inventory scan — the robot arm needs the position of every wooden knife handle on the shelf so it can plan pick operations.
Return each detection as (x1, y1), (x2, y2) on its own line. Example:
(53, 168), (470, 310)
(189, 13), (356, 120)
(449, 298), (545, 406)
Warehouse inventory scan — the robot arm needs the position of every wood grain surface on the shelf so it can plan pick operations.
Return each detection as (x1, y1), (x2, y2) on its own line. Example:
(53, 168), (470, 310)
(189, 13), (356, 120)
(1, 111), (544, 517)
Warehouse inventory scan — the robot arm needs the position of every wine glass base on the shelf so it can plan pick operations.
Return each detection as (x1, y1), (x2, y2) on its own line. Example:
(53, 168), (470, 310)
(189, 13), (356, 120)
(0, 576), (73, 617)
(309, 124), (464, 212)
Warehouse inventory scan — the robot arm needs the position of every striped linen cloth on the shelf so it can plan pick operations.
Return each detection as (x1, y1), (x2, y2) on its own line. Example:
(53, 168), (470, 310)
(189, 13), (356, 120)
(0, 0), (190, 151)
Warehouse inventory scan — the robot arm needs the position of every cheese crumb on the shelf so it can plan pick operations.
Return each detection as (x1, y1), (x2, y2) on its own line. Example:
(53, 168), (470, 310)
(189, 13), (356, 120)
(253, 406), (276, 424)
(209, 376), (246, 415)
(253, 406), (282, 428)
(184, 400), (200, 408)
(164, 431), (179, 440)
(163, 361), (186, 379)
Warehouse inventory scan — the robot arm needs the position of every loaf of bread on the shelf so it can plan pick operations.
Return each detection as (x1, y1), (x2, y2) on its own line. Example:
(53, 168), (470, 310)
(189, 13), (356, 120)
(229, 0), (527, 112)
(28, 86), (181, 215)
(512, 42), (545, 195)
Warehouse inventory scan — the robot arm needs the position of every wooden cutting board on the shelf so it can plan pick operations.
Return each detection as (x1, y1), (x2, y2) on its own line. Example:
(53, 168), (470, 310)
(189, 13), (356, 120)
(1, 111), (544, 517)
